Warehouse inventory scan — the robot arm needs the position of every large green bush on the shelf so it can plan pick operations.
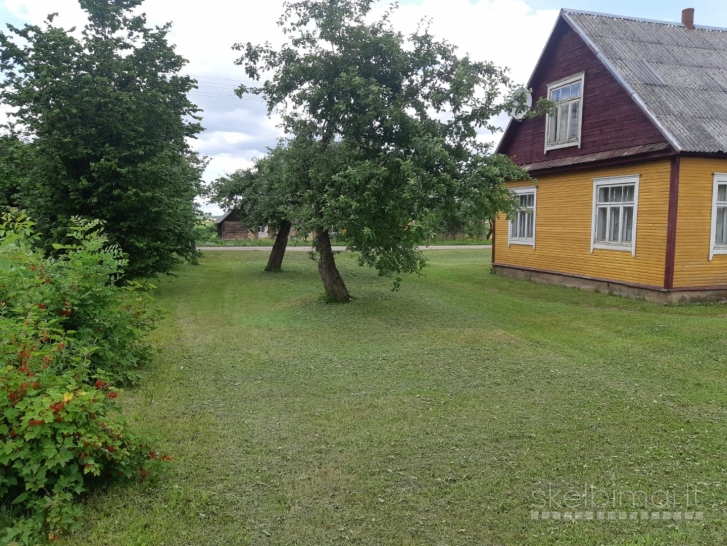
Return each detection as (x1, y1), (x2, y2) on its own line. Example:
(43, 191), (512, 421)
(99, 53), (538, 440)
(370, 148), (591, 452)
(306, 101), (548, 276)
(0, 211), (168, 543)
(1, 212), (159, 385)
(0, 0), (204, 279)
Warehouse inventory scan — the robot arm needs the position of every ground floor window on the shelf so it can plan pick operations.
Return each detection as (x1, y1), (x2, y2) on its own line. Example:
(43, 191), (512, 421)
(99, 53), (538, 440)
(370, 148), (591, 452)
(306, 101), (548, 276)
(591, 175), (639, 256)
(508, 187), (537, 247)
(710, 174), (727, 260)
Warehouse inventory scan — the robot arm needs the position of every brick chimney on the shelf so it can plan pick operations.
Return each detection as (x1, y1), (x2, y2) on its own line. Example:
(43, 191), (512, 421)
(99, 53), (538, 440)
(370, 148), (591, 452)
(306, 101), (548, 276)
(682, 8), (695, 30)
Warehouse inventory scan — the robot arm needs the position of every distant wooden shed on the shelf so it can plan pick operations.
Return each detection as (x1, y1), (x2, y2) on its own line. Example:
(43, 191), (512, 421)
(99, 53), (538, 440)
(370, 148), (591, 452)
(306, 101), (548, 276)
(215, 211), (269, 240)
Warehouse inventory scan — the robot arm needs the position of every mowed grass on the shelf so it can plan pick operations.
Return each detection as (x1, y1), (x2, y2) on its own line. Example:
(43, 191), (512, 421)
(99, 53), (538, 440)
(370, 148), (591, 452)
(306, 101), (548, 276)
(65, 250), (727, 545)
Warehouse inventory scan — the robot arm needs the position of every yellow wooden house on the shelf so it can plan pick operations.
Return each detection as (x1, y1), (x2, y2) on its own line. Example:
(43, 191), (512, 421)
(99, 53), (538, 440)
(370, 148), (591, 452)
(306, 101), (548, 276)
(494, 8), (727, 302)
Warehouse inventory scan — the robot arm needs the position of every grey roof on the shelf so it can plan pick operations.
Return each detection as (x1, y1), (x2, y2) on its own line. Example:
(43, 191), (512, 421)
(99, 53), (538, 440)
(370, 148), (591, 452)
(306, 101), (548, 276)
(214, 211), (234, 224)
(562, 9), (727, 153)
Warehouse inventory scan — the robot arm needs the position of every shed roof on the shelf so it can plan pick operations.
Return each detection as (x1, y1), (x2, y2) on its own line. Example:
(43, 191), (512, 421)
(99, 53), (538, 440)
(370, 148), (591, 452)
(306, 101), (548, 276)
(561, 9), (727, 154)
(214, 211), (235, 224)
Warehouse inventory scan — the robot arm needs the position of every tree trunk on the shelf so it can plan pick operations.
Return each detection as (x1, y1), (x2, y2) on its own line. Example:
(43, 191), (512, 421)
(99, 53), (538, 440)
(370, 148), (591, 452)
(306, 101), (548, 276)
(315, 228), (352, 302)
(265, 219), (292, 272)
(190, 238), (199, 265)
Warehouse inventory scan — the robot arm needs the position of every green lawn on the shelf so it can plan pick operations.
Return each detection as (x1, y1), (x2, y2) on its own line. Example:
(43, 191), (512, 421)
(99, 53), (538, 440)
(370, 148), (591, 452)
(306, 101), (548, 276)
(66, 250), (727, 545)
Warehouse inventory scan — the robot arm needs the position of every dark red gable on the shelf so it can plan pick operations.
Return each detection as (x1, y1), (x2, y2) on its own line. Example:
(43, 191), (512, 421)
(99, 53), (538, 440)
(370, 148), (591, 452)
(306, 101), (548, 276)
(498, 17), (670, 168)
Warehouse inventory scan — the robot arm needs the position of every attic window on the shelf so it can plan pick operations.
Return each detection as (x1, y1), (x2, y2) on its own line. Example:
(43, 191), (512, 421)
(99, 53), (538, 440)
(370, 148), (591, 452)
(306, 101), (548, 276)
(545, 73), (584, 152)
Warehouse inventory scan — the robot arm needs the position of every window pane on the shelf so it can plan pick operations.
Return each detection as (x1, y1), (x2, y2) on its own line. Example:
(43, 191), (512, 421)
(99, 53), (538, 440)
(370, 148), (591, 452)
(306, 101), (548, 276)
(569, 101), (580, 141)
(526, 213), (534, 239)
(623, 185), (635, 202)
(718, 184), (727, 202)
(551, 88), (561, 102)
(717, 207), (727, 245)
(623, 206), (634, 242)
(520, 194), (528, 207)
(511, 219), (518, 238)
(526, 193), (534, 207)
(598, 187), (609, 203)
(548, 115), (557, 144)
(597, 207), (608, 241)
(559, 86), (571, 101)
(557, 103), (569, 141)
(609, 207), (621, 242)
(571, 81), (581, 97)
(519, 211), (526, 238)
(610, 186), (623, 203)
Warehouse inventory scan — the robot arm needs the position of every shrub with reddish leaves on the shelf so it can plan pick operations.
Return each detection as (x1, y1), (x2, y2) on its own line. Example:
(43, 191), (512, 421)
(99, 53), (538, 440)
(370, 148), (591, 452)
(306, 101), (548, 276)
(1, 212), (159, 386)
(0, 212), (168, 543)
(1, 363), (165, 542)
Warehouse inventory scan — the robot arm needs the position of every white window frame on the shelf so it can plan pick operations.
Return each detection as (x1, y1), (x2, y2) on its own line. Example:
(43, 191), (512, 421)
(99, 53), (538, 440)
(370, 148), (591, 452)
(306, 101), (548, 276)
(709, 173), (727, 261)
(544, 73), (585, 153)
(590, 175), (640, 257)
(508, 186), (537, 248)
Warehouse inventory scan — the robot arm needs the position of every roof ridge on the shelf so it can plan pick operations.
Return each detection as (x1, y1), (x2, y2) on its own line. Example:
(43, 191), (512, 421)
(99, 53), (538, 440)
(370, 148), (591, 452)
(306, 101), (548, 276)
(562, 8), (727, 33)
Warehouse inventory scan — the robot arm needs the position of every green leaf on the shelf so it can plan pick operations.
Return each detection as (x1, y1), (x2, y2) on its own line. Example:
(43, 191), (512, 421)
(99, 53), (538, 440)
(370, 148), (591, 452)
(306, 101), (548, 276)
(11, 491), (29, 505)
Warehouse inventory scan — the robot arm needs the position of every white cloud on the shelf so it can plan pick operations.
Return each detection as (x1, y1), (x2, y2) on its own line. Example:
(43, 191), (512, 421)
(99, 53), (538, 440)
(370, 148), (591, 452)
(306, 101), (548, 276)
(204, 153), (257, 180)
(3, 0), (86, 27)
(196, 131), (256, 151)
(386, 0), (557, 84)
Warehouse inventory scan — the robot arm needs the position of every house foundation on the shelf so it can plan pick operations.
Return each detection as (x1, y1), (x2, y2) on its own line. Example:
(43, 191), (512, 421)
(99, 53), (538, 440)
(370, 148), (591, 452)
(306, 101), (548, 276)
(492, 264), (727, 304)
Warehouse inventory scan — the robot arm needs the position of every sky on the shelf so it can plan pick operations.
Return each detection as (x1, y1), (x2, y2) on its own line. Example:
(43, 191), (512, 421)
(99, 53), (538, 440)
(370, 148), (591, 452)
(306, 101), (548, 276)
(1, 0), (726, 215)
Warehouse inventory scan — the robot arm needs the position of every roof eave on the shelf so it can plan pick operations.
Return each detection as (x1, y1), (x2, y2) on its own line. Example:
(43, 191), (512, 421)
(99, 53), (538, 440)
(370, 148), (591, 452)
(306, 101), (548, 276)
(494, 118), (514, 155)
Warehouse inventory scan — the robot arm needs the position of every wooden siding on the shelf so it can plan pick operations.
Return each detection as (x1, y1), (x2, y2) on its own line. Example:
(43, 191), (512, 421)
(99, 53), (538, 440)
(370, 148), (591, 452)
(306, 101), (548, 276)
(219, 221), (252, 240)
(498, 19), (667, 167)
(494, 159), (671, 287)
(673, 157), (727, 288)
